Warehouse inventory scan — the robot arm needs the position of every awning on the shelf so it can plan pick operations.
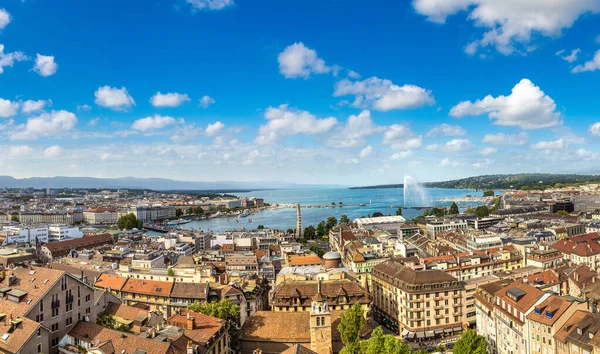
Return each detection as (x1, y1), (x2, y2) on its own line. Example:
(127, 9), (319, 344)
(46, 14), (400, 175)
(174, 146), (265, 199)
(416, 332), (425, 339)
(434, 329), (444, 335)
(407, 332), (416, 339)
(453, 327), (462, 332)
(444, 328), (453, 334)
(401, 329), (409, 336)
(426, 331), (435, 338)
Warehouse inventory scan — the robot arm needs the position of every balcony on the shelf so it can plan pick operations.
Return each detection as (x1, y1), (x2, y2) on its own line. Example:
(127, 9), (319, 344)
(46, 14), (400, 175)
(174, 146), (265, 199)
(51, 300), (60, 309)
(66, 295), (74, 304)
(435, 314), (445, 319)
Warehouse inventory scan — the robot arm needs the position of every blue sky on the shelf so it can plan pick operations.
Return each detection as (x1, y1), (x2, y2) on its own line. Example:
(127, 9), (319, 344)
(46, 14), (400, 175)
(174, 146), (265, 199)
(1, 0), (600, 185)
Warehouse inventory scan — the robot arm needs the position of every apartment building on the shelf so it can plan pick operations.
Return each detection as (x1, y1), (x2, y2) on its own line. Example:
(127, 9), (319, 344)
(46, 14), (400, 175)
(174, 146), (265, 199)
(17, 211), (76, 224)
(82, 208), (118, 224)
(474, 279), (514, 354)
(48, 225), (83, 242)
(527, 248), (564, 269)
(225, 254), (258, 277)
(552, 233), (600, 271)
(371, 260), (465, 340)
(0, 266), (99, 354)
(0, 225), (48, 245)
(554, 311), (600, 354)
(426, 219), (469, 239)
(127, 205), (176, 221)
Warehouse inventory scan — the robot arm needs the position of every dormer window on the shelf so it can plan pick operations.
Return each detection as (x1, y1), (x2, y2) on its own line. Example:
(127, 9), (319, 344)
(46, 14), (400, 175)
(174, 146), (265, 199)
(577, 328), (583, 335)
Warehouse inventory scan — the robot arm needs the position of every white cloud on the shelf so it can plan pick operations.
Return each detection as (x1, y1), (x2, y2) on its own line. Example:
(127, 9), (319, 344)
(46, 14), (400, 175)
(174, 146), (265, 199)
(0, 98), (19, 117)
(94, 86), (135, 111)
(391, 151), (413, 160)
(150, 92), (190, 107)
(0, 8), (10, 31)
(8, 145), (33, 158)
(480, 147), (498, 155)
(0, 44), (27, 74)
(576, 148), (598, 159)
(347, 70), (361, 79)
(77, 104), (92, 112)
(382, 124), (423, 150)
(132, 115), (176, 132)
(572, 50), (600, 73)
(256, 104), (337, 144)
(33, 54), (58, 77)
(445, 138), (473, 153)
(11, 110), (78, 140)
(482, 132), (529, 145)
(413, 0), (600, 55)
(450, 79), (561, 129)
(590, 122), (600, 136)
(334, 77), (435, 111)
(44, 145), (63, 158)
(531, 138), (567, 150)
(425, 123), (466, 137)
(473, 159), (493, 168)
(556, 49), (581, 63)
(186, 0), (234, 10)
(326, 110), (385, 148)
(88, 118), (99, 127)
(171, 124), (203, 143)
(278, 42), (330, 79)
(199, 95), (216, 108)
(439, 157), (464, 167)
(359, 145), (373, 158)
(22, 99), (50, 113)
(205, 121), (225, 136)
(426, 144), (439, 151)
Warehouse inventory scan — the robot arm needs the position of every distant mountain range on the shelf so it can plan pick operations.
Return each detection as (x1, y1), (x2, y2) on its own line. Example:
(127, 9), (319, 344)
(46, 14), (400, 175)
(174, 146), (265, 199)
(0, 176), (335, 191)
(351, 173), (600, 190)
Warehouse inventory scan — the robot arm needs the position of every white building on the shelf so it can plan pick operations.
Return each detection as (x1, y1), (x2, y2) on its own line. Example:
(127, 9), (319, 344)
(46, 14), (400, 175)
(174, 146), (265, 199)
(426, 219), (469, 239)
(48, 224), (84, 242)
(1, 225), (48, 245)
(175, 243), (194, 256)
(83, 208), (118, 224)
(353, 215), (407, 234)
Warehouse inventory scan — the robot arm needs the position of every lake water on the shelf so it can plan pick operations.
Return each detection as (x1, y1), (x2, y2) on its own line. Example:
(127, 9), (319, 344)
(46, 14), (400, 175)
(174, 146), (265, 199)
(178, 187), (482, 232)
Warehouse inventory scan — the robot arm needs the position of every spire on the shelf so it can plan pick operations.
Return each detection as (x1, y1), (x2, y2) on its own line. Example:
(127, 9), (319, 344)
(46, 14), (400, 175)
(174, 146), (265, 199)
(313, 279), (326, 302)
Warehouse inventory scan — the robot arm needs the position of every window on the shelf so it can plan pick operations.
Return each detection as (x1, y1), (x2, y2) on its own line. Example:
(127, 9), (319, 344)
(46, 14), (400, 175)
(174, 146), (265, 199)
(37, 343), (42, 353)
(66, 317), (73, 326)
(52, 337), (59, 347)
(52, 307), (59, 317)
(51, 323), (59, 332)
(37, 328), (41, 337)
(39, 300), (44, 312)
(36, 314), (44, 322)
(86, 294), (91, 302)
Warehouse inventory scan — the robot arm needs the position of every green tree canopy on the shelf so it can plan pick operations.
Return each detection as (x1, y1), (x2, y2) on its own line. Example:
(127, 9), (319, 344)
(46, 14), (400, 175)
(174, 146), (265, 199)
(555, 210), (570, 216)
(449, 202), (459, 215)
(338, 303), (365, 354)
(189, 298), (241, 352)
(483, 190), (495, 197)
(316, 221), (327, 237)
(453, 329), (488, 354)
(175, 208), (183, 217)
(304, 225), (317, 240)
(396, 207), (403, 216)
(359, 326), (410, 354)
(117, 213), (143, 230)
(340, 214), (350, 225)
(286, 228), (294, 234)
(310, 245), (325, 257)
(257, 224), (265, 229)
(326, 216), (338, 231)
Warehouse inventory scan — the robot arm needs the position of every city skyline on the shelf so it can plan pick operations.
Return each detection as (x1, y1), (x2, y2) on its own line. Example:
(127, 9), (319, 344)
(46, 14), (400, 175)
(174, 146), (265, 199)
(1, 0), (600, 185)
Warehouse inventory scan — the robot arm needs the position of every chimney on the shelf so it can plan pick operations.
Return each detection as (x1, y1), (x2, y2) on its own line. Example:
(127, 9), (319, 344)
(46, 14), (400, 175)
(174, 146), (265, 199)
(186, 315), (195, 330)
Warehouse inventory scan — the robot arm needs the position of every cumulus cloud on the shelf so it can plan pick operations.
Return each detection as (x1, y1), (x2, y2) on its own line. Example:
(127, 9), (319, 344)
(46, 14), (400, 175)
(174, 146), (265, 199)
(326, 110), (386, 148)
(94, 86), (135, 111)
(186, 0), (234, 10)
(439, 157), (464, 167)
(572, 50), (600, 73)
(413, 0), (600, 55)
(199, 95), (216, 108)
(0, 44), (27, 74)
(391, 151), (413, 160)
(531, 138), (567, 150)
(256, 104), (337, 144)
(11, 110), (77, 140)
(0, 8), (10, 31)
(132, 115), (177, 131)
(150, 92), (190, 107)
(0, 98), (19, 117)
(44, 145), (63, 158)
(278, 42), (330, 79)
(77, 104), (92, 112)
(425, 123), (466, 137)
(22, 99), (50, 114)
(334, 77), (435, 111)
(480, 147), (498, 155)
(450, 79), (561, 129)
(590, 122), (600, 136)
(473, 159), (494, 168)
(556, 49), (581, 63)
(359, 146), (373, 158)
(205, 121), (225, 136)
(445, 138), (473, 153)
(576, 148), (598, 159)
(382, 124), (423, 150)
(8, 145), (33, 158)
(33, 54), (58, 77)
(482, 132), (529, 145)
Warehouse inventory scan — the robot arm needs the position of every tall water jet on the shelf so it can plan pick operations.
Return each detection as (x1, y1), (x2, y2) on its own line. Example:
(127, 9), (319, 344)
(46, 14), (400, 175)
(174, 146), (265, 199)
(403, 175), (428, 207)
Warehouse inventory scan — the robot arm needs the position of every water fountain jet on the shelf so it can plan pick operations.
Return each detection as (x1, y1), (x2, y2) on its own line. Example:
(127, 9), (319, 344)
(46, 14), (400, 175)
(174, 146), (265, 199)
(403, 175), (428, 207)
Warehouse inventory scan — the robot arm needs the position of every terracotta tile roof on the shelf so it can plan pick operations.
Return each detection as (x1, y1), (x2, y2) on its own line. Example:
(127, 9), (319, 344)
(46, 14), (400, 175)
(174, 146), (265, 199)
(558, 312), (600, 350)
(167, 309), (226, 345)
(272, 279), (369, 306)
(0, 317), (40, 354)
(122, 278), (173, 297)
(94, 273), (128, 291)
(524, 270), (559, 287)
(495, 282), (544, 324)
(526, 295), (575, 325)
(49, 262), (103, 282)
(84, 208), (118, 213)
(241, 311), (372, 342)
(104, 302), (149, 321)
(43, 233), (114, 257)
(280, 344), (318, 354)
(552, 233), (600, 256)
(555, 310), (588, 343)
(221, 244), (235, 252)
(68, 321), (174, 354)
(373, 260), (459, 285)
(254, 249), (266, 258)
(170, 282), (208, 300)
(288, 255), (322, 266)
(568, 264), (599, 290)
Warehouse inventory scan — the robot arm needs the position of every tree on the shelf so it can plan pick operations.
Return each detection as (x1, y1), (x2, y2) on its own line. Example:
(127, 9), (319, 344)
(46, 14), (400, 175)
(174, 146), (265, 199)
(453, 329), (488, 354)
(189, 298), (241, 352)
(556, 210), (570, 216)
(257, 224), (265, 229)
(340, 214), (350, 225)
(326, 216), (338, 232)
(339, 201), (343, 207)
(286, 228), (294, 235)
(310, 245), (325, 257)
(186, 207), (193, 215)
(97, 313), (116, 328)
(167, 268), (174, 276)
(175, 208), (183, 218)
(359, 326), (410, 354)
(372, 212), (384, 217)
(338, 302), (365, 354)
(449, 202), (459, 215)
(10, 215), (19, 222)
(304, 225), (316, 240)
(396, 207), (402, 216)
(483, 190), (495, 197)
(316, 221), (327, 237)
(117, 213), (143, 230)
